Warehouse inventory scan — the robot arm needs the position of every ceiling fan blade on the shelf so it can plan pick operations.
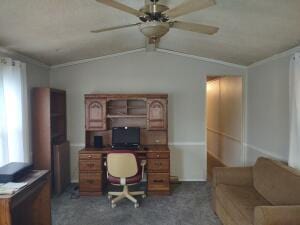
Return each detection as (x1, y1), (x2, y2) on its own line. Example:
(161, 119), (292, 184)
(91, 23), (141, 33)
(96, 0), (142, 17)
(170, 21), (219, 35)
(164, 0), (216, 19)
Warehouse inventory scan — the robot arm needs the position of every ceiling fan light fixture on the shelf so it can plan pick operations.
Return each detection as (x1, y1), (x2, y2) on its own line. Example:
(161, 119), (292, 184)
(139, 21), (169, 39)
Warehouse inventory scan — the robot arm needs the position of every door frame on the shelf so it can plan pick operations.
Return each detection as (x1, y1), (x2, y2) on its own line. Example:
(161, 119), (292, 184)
(204, 74), (247, 179)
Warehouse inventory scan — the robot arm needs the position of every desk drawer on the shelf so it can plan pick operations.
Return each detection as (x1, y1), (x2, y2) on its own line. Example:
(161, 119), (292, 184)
(79, 172), (102, 192)
(147, 152), (169, 159)
(148, 159), (169, 172)
(79, 153), (101, 160)
(148, 173), (170, 191)
(79, 160), (102, 171)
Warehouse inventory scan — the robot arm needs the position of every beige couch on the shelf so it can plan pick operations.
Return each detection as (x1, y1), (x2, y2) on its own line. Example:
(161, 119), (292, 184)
(213, 157), (300, 225)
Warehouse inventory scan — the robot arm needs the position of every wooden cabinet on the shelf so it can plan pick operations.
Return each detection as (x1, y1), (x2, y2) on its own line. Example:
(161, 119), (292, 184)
(53, 141), (70, 194)
(79, 146), (170, 196)
(84, 94), (168, 147)
(148, 173), (170, 192)
(147, 99), (167, 130)
(79, 172), (103, 193)
(79, 151), (103, 196)
(148, 159), (169, 172)
(85, 98), (107, 131)
(32, 88), (70, 194)
(147, 147), (170, 194)
(0, 171), (51, 225)
(81, 94), (170, 196)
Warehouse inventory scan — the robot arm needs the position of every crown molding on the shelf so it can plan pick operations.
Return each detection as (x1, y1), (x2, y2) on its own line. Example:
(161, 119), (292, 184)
(156, 48), (247, 70)
(50, 48), (146, 69)
(248, 45), (300, 69)
(50, 48), (247, 70)
(0, 47), (50, 69)
(3, 44), (299, 71)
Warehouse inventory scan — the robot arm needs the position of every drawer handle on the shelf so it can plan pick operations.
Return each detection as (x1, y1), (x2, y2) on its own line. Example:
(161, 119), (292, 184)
(88, 155), (92, 159)
(153, 179), (164, 183)
(156, 155), (160, 158)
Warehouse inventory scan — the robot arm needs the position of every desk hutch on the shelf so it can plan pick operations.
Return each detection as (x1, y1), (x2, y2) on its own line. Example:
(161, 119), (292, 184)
(79, 94), (170, 196)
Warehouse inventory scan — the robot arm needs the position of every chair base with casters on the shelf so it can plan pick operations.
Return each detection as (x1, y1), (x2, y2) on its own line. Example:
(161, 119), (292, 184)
(108, 185), (146, 208)
(105, 151), (147, 208)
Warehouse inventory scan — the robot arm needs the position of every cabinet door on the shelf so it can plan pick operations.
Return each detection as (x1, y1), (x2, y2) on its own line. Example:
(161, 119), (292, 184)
(53, 141), (70, 194)
(85, 98), (107, 130)
(147, 99), (167, 130)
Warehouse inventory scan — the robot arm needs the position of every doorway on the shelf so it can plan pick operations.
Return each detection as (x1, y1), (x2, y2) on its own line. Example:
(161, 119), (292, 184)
(205, 76), (244, 181)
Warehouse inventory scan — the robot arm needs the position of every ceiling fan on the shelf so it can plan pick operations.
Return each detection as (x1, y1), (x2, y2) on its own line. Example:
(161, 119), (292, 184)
(91, 0), (219, 47)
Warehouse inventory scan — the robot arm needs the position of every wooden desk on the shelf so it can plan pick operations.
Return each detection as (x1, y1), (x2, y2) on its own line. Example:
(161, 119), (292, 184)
(79, 145), (170, 196)
(0, 170), (51, 225)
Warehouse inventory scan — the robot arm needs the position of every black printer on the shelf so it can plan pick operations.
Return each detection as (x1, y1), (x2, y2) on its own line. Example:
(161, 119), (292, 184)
(0, 162), (32, 183)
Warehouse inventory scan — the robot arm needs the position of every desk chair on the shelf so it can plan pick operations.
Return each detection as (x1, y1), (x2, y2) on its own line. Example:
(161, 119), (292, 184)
(106, 151), (146, 208)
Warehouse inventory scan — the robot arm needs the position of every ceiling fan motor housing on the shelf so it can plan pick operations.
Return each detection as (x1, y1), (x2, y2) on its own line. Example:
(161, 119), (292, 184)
(139, 4), (169, 22)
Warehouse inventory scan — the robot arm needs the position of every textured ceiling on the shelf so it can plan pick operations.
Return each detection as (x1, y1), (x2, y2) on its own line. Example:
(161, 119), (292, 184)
(0, 0), (300, 66)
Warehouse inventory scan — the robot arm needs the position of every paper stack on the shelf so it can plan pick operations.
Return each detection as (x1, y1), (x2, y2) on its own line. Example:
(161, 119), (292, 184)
(0, 182), (27, 195)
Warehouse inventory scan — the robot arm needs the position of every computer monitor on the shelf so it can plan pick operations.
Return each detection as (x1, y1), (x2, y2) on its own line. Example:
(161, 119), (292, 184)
(112, 127), (140, 149)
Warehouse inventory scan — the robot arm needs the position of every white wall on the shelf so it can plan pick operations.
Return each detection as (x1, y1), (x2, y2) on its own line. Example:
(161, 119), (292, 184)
(50, 51), (245, 181)
(206, 77), (243, 166)
(2, 43), (298, 180)
(26, 63), (50, 156)
(246, 55), (291, 165)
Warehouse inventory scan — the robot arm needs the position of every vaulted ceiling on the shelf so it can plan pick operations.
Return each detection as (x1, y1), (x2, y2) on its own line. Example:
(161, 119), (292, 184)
(0, 0), (299, 66)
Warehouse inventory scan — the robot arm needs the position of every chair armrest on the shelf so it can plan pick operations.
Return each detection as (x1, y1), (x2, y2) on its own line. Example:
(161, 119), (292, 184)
(213, 167), (253, 187)
(140, 160), (147, 167)
(254, 206), (300, 225)
(140, 160), (146, 179)
(103, 161), (109, 178)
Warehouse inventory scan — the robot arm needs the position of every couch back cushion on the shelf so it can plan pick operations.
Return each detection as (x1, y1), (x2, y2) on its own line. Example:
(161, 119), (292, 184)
(253, 157), (300, 205)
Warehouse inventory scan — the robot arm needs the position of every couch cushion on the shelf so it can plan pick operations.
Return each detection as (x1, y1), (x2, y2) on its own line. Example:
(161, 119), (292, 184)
(216, 184), (271, 225)
(215, 198), (239, 225)
(253, 157), (300, 205)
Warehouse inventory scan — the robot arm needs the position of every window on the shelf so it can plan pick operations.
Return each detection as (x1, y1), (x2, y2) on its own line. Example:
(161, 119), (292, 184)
(0, 57), (29, 167)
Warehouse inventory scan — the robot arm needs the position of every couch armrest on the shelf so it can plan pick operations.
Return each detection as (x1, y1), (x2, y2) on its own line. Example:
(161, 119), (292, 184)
(254, 206), (300, 225)
(213, 167), (253, 187)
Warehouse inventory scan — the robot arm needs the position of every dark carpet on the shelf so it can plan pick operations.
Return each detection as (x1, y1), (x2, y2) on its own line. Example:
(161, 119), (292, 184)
(52, 182), (221, 225)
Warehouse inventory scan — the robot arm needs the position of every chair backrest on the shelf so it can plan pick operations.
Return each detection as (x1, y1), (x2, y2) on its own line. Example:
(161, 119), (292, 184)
(107, 152), (138, 178)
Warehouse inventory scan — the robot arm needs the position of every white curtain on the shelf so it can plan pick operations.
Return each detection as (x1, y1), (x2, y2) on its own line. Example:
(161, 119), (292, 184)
(289, 53), (300, 170)
(0, 57), (29, 167)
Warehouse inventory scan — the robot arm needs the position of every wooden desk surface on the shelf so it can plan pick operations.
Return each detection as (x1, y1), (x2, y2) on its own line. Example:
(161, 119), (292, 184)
(0, 170), (51, 225)
(80, 145), (170, 154)
(0, 170), (49, 200)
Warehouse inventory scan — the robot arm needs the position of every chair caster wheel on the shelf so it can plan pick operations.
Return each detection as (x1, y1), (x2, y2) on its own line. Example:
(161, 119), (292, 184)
(142, 194), (146, 199)
(108, 195), (112, 200)
(111, 203), (116, 208)
(134, 203), (139, 208)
